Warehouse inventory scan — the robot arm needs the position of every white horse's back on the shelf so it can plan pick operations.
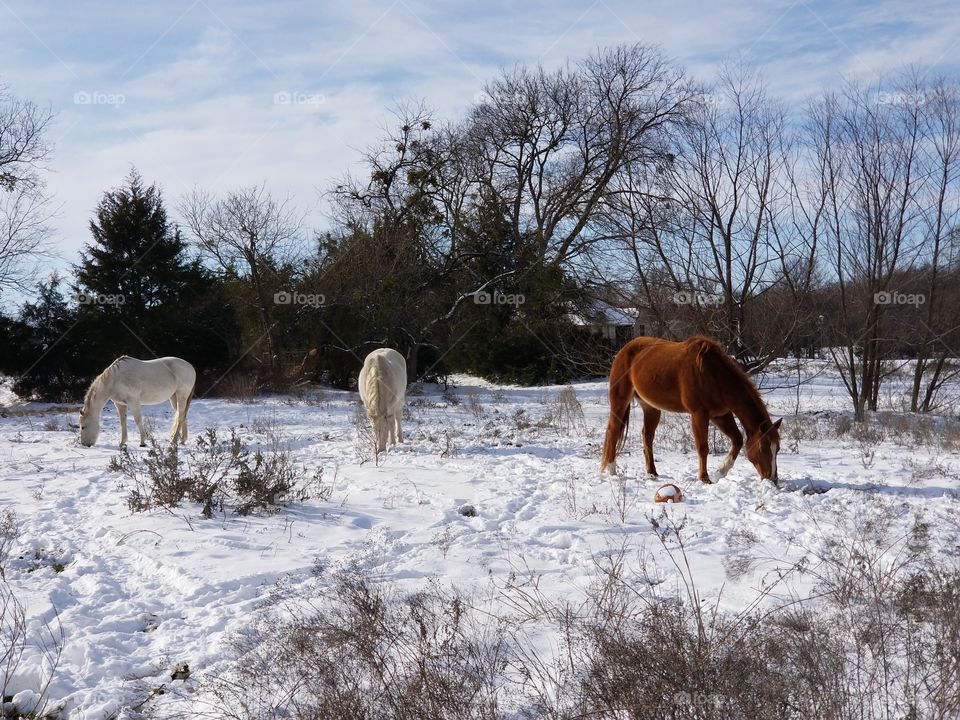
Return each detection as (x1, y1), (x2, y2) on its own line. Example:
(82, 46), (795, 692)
(359, 349), (407, 451)
(109, 356), (196, 405)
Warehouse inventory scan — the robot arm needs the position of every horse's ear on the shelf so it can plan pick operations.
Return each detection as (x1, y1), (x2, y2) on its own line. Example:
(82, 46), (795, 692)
(760, 418), (782, 437)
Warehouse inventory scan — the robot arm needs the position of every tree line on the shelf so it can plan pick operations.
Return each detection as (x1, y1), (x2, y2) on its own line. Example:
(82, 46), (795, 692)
(1, 47), (958, 417)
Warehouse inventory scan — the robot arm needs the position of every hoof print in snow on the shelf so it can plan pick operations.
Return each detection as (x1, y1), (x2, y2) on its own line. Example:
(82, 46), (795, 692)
(458, 503), (478, 517)
(170, 662), (191, 681)
(141, 614), (159, 632)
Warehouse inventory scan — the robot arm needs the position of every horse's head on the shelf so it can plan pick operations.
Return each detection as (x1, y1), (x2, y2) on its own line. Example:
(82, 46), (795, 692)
(78, 407), (99, 447)
(745, 418), (782, 483)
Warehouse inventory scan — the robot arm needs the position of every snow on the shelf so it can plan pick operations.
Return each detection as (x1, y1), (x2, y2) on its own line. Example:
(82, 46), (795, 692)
(1, 368), (959, 717)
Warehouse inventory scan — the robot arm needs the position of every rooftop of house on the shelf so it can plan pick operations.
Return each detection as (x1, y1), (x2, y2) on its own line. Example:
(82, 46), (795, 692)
(569, 299), (639, 327)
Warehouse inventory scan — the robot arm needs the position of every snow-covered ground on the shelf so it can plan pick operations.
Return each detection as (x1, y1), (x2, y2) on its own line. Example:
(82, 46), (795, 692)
(1, 367), (959, 717)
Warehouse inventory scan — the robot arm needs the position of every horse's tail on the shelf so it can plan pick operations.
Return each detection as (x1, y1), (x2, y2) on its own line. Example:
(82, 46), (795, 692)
(362, 355), (390, 450)
(600, 344), (637, 474)
(361, 355), (385, 417)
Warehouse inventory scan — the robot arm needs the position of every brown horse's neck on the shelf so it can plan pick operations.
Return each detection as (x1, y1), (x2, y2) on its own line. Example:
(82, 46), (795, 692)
(714, 360), (771, 435)
(728, 394), (770, 435)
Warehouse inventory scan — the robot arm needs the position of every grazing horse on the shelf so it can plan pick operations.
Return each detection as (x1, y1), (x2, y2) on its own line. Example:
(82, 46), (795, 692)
(600, 336), (782, 484)
(79, 356), (196, 447)
(359, 348), (407, 452)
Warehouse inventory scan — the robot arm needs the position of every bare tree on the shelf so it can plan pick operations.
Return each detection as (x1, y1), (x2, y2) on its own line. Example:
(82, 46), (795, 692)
(179, 184), (305, 375)
(0, 184), (53, 292)
(807, 78), (928, 420)
(466, 44), (694, 269)
(594, 64), (817, 369)
(907, 77), (960, 412)
(0, 82), (54, 294)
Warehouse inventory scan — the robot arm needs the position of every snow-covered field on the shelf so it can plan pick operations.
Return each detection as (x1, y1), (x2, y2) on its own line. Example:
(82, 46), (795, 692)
(1, 366), (959, 718)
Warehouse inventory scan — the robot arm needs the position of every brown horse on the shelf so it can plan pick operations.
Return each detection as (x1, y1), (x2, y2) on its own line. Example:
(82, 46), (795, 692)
(600, 336), (782, 484)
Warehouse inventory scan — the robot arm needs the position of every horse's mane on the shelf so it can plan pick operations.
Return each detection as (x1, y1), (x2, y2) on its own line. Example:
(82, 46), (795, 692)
(688, 336), (770, 422)
(83, 356), (128, 407)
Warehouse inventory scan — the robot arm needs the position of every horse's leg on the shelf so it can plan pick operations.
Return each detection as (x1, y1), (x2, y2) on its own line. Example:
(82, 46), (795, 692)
(385, 414), (395, 447)
(116, 402), (128, 447)
(169, 397), (181, 443)
(179, 392), (189, 442)
(394, 412), (402, 444)
(640, 404), (661, 476)
(131, 403), (146, 446)
(711, 412), (743, 478)
(691, 410), (711, 483)
(379, 418), (389, 452)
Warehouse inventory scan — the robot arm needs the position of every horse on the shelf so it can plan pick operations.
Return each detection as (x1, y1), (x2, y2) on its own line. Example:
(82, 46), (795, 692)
(600, 336), (782, 484)
(358, 348), (407, 452)
(79, 356), (196, 447)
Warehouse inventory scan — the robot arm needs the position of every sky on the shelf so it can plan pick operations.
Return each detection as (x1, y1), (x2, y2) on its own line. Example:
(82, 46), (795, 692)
(1, 0), (958, 307)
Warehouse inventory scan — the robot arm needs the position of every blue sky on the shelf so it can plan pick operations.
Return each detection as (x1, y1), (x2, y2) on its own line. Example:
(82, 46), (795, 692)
(1, 0), (958, 301)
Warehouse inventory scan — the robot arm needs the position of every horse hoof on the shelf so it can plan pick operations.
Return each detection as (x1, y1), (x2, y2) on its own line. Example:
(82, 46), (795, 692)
(699, 477), (713, 484)
(140, 442), (147, 447)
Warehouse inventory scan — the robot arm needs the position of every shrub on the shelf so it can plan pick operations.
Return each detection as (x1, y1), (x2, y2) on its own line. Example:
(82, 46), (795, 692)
(112, 427), (312, 518)
(0, 510), (18, 579)
(543, 386), (585, 434)
(202, 568), (507, 720)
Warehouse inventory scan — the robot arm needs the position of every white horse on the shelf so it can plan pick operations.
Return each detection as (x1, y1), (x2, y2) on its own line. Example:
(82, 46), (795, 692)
(358, 348), (407, 452)
(79, 356), (196, 447)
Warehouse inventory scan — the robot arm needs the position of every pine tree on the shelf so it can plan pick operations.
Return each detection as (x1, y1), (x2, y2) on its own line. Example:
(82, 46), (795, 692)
(73, 169), (238, 382)
(2, 274), (93, 400)
(75, 169), (202, 332)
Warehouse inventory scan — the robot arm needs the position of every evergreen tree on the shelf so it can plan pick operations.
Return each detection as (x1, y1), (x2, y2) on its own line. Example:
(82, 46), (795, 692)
(73, 170), (239, 388)
(75, 170), (199, 341)
(1, 274), (93, 400)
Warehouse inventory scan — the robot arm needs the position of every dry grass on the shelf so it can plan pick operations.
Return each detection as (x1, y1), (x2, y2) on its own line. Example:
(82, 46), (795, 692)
(175, 507), (960, 720)
(197, 568), (507, 720)
(216, 373), (259, 404)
